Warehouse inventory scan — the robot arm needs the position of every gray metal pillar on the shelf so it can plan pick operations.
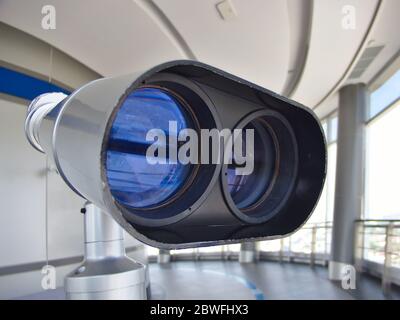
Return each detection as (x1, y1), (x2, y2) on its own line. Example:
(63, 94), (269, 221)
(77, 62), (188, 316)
(158, 249), (171, 264)
(65, 203), (147, 299)
(239, 241), (258, 263)
(329, 84), (366, 280)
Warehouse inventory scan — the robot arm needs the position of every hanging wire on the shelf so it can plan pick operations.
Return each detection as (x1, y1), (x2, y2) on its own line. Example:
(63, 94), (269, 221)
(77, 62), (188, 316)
(45, 46), (54, 267)
(45, 155), (49, 266)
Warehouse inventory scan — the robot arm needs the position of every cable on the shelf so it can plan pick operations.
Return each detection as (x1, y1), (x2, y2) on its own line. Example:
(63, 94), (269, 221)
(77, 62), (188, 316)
(44, 46), (53, 267)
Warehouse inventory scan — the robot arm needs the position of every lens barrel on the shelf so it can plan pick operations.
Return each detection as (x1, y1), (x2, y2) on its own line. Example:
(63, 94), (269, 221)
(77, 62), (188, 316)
(26, 60), (326, 248)
(106, 87), (195, 210)
(222, 109), (298, 224)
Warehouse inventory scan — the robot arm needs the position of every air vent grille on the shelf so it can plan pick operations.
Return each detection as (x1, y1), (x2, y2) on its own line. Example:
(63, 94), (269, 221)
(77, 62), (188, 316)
(349, 45), (384, 79)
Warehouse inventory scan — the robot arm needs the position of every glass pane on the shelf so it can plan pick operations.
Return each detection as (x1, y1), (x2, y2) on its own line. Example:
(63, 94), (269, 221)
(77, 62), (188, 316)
(363, 227), (386, 264)
(308, 143), (336, 223)
(106, 87), (193, 209)
(308, 181), (327, 223)
(171, 248), (195, 255)
(315, 227), (327, 254)
(291, 228), (312, 254)
(227, 244), (240, 252)
(198, 245), (223, 253)
(259, 240), (281, 252)
(365, 101), (400, 219)
(370, 70), (400, 119)
(146, 246), (159, 257)
(329, 116), (338, 143)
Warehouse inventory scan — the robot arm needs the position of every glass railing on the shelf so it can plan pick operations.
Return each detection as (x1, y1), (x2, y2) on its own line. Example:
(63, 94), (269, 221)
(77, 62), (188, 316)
(145, 244), (241, 262)
(144, 218), (400, 297)
(169, 244), (241, 261)
(355, 219), (400, 294)
(258, 222), (332, 265)
(146, 219), (400, 290)
(147, 222), (333, 264)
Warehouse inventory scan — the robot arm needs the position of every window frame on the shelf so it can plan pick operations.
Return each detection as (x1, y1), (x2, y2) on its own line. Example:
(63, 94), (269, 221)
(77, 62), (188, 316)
(364, 65), (400, 220)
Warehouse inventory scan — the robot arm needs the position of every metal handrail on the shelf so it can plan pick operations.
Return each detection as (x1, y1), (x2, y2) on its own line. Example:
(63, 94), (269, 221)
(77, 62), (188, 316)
(354, 219), (400, 296)
(355, 219), (400, 222)
(257, 222), (332, 266)
(146, 219), (400, 299)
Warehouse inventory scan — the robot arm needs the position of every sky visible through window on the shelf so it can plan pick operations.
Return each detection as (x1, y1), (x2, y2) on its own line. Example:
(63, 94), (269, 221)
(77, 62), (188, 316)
(365, 100), (400, 219)
(370, 70), (400, 119)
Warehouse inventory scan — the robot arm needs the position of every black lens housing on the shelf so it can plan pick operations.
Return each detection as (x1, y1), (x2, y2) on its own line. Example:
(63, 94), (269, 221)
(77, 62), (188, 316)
(109, 73), (223, 227)
(125, 61), (327, 248)
(221, 109), (298, 224)
(44, 59), (326, 249)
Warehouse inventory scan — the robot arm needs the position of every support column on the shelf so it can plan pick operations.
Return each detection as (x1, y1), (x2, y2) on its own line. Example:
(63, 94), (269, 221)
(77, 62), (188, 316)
(65, 203), (147, 299)
(239, 241), (258, 263)
(329, 84), (366, 280)
(158, 249), (171, 264)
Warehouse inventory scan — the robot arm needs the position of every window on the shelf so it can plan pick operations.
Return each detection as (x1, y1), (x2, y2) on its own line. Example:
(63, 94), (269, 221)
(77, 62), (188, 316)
(146, 246), (159, 257)
(369, 70), (400, 119)
(358, 69), (400, 272)
(365, 67), (400, 220)
(170, 244), (240, 257)
(308, 114), (337, 224)
(365, 99), (400, 219)
(258, 240), (281, 252)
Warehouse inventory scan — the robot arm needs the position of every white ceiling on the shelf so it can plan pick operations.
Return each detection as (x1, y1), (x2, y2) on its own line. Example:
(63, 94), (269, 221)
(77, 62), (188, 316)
(152, 0), (290, 93)
(291, 0), (379, 107)
(0, 0), (399, 114)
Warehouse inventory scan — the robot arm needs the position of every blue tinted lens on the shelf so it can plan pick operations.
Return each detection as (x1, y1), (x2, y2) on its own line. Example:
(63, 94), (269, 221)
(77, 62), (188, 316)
(106, 87), (192, 209)
(227, 119), (275, 210)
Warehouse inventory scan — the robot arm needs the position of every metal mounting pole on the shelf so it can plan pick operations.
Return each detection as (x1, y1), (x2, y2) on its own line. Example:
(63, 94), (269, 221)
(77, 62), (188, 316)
(64, 203), (147, 300)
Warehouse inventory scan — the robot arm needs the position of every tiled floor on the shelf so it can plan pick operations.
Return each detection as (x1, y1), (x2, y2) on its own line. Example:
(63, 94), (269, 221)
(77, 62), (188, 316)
(149, 261), (400, 300)
(18, 260), (400, 300)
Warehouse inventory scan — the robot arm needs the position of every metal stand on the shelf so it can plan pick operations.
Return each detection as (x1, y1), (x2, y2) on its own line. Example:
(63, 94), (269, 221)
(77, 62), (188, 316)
(65, 203), (147, 300)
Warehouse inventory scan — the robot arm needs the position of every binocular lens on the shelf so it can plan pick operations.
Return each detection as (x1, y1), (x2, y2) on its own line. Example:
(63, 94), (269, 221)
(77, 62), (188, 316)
(227, 118), (277, 211)
(106, 87), (193, 209)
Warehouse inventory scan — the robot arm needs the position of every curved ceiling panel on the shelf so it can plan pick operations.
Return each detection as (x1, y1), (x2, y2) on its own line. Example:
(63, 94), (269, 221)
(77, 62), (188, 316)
(0, 0), (186, 76)
(281, 0), (313, 97)
(350, 0), (400, 87)
(313, 0), (400, 118)
(291, 0), (379, 108)
(153, 0), (290, 93)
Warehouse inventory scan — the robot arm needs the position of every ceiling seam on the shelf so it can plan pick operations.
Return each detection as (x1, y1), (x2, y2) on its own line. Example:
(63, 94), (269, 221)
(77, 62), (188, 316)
(284, 0), (314, 98)
(134, 0), (197, 60)
(313, 0), (384, 110)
